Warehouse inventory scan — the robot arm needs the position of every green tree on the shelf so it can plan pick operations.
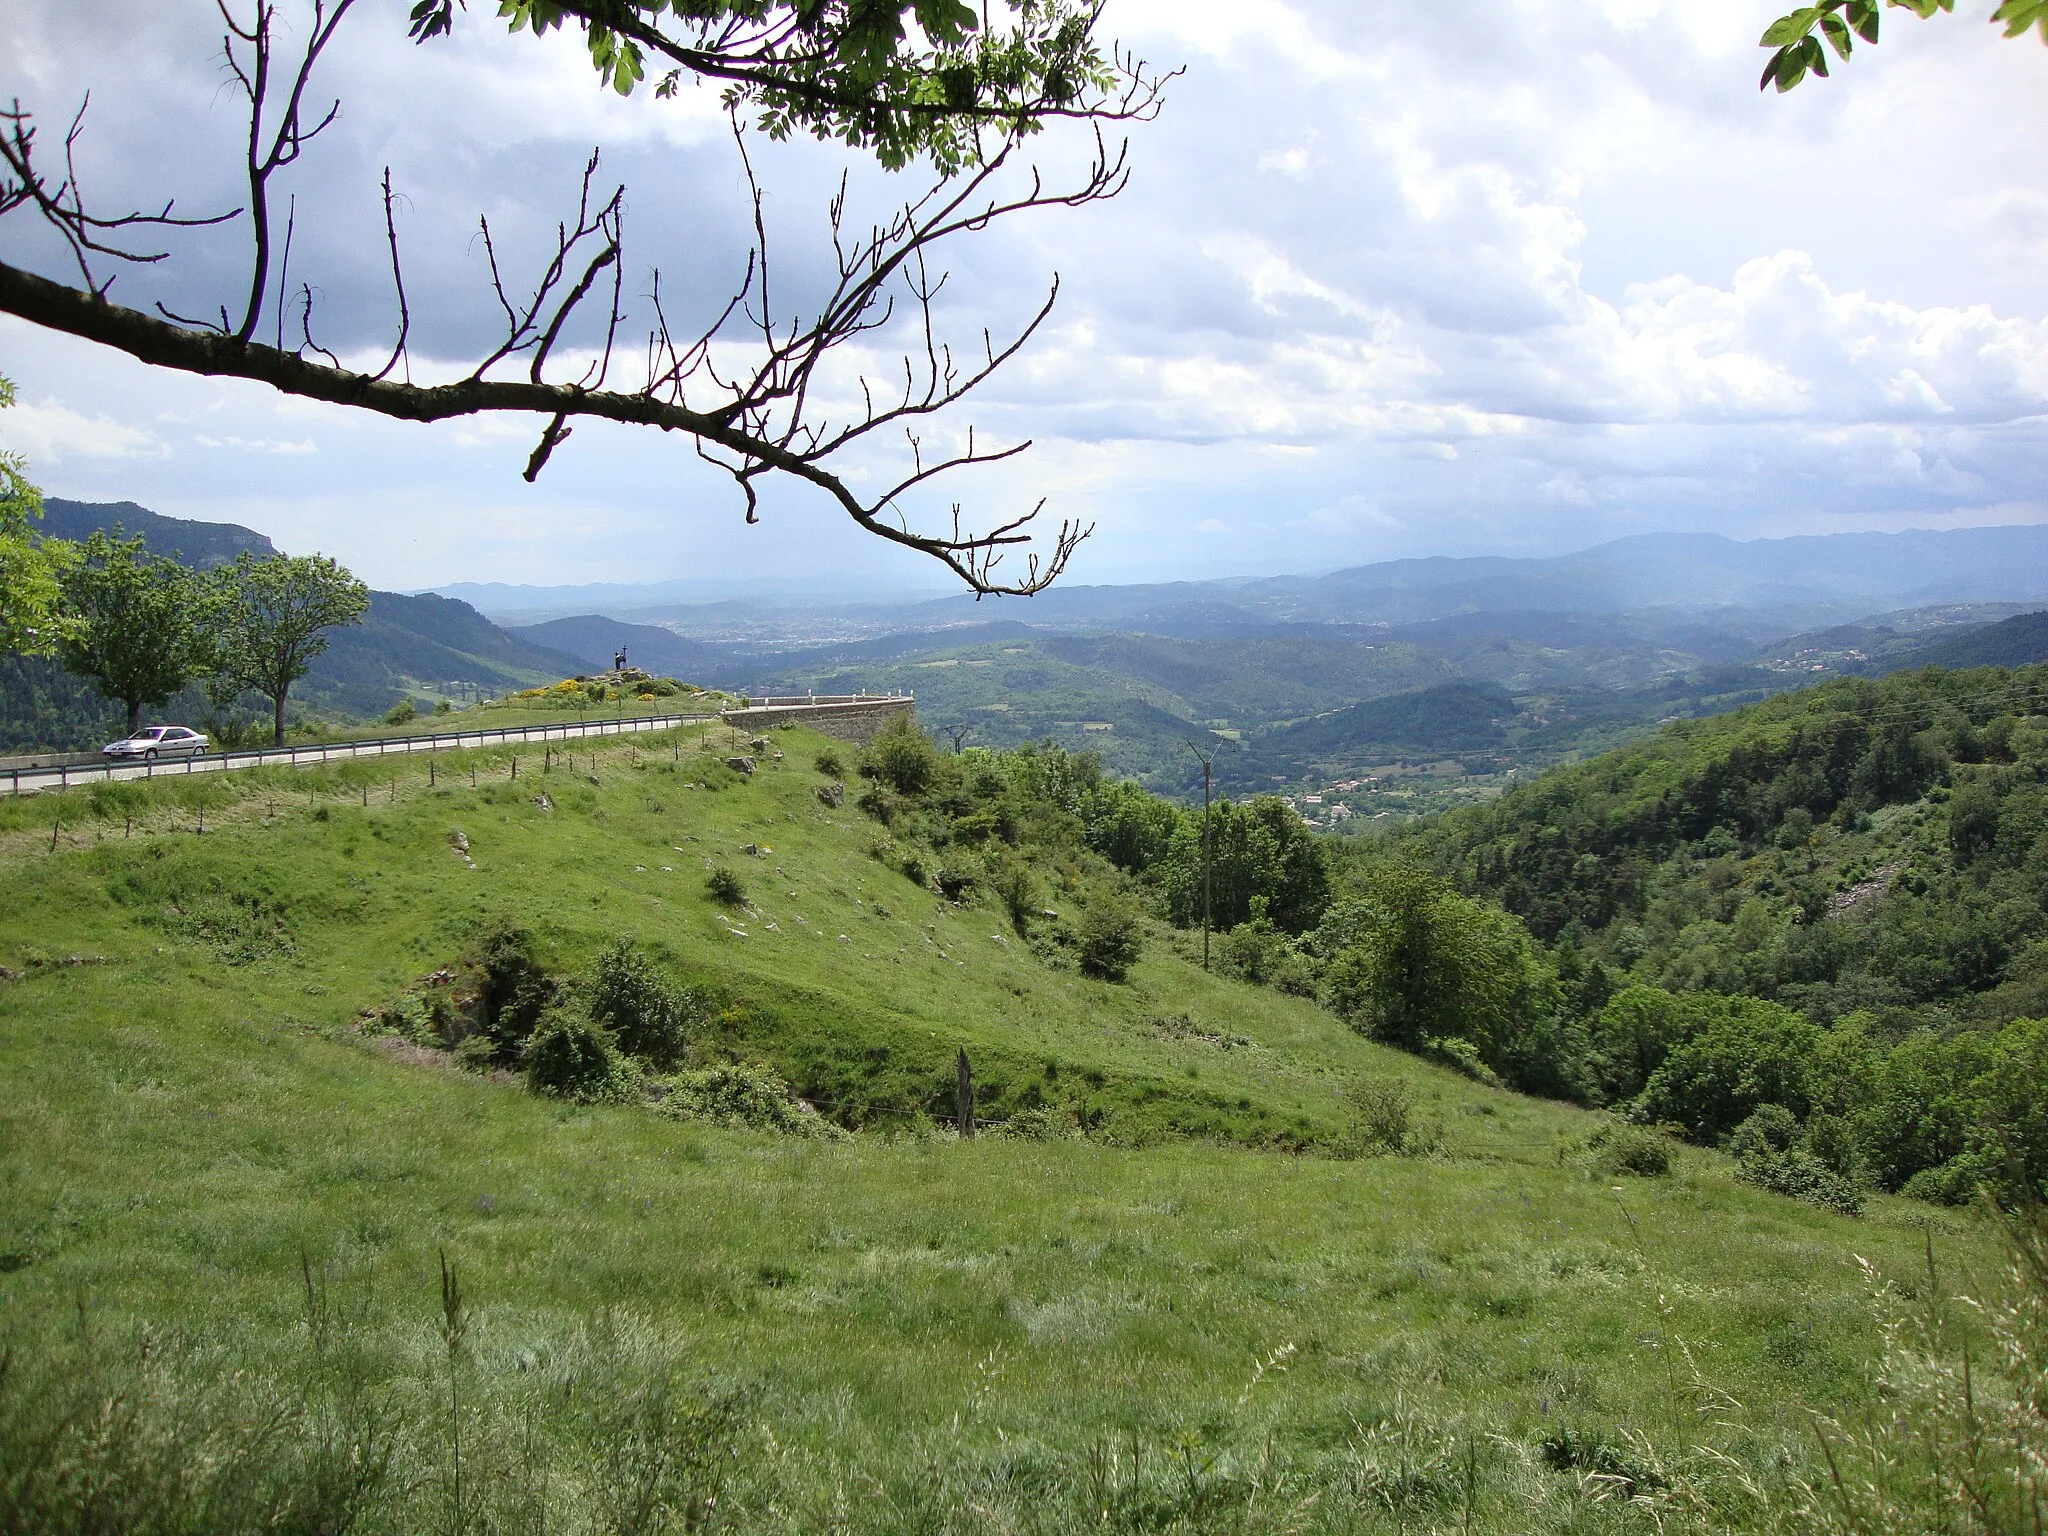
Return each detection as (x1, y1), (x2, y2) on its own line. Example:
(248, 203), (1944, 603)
(0, 375), (75, 657)
(55, 530), (204, 735)
(409, 0), (1120, 173)
(1760, 0), (2047, 92)
(1314, 865), (1564, 1087)
(209, 552), (371, 746)
(1634, 995), (1825, 1143)
(1157, 796), (1329, 936)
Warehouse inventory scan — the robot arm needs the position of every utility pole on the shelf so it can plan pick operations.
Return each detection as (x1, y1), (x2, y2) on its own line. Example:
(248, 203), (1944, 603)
(1182, 736), (1226, 970)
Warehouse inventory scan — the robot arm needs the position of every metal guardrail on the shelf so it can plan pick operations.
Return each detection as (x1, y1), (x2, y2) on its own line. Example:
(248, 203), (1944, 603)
(2, 709), (719, 798)
(3, 695), (919, 798)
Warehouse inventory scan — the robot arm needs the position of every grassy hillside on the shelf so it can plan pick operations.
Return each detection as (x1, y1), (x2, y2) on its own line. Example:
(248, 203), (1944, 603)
(0, 719), (2001, 1532)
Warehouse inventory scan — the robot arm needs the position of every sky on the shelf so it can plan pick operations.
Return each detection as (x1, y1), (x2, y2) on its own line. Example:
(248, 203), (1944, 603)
(2, 0), (2046, 595)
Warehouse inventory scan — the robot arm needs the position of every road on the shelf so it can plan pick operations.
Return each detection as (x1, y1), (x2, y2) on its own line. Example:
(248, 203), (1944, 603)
(3, 710), (720, 797)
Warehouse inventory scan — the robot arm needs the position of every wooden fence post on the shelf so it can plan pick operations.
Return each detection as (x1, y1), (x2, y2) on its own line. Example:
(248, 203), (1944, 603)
(955, 1049), (975, 1139)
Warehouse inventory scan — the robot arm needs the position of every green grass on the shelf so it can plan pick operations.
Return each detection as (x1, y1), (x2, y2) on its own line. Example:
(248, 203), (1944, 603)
(0, 724), (1994, 1532)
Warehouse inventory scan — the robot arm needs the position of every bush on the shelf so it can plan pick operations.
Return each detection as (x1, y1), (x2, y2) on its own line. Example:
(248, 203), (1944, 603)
(706, 867), (747, 906)
(1738, 1147), (1864, 1215)
(1584, 1122), (1674, 1178)
(1077, 888), (1145, 982)
(524, 1006), (640, 1103)
(1725, 1103), (1800, 1161)
(1343, 1077), (1412, 1155)
(585, 941), (696, 1068)
(987, 855), (1041, 934)
(656, 1063), (840, 1137)
(994, 1105), (1080, 1141)
(861, 716), (940, 796)
(814, 748), (844, 778)
(1900, 1154), (1997, 1206)
(384, 698), (417, 725)
(461, 916), (556, 1060)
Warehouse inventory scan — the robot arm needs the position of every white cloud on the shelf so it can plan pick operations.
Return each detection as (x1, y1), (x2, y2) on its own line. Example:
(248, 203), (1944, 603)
(0, 398), (166, 462)
(3, 0), (2047, 587)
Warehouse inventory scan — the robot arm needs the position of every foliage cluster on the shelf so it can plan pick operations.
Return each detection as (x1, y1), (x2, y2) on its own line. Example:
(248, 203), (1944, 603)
(1399, 666), (2048, 1029)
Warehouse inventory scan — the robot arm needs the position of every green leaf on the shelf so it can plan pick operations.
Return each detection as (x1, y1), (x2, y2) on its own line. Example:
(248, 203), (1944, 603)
(1819, 12), (1854, 57)
(1760, 9), (1822, 47)
(1992, 0), (2048, 40)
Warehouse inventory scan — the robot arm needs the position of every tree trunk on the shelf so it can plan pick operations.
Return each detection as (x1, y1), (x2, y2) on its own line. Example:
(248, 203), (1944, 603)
(272, 687), (288, 748)
(126, 697), (142, 734)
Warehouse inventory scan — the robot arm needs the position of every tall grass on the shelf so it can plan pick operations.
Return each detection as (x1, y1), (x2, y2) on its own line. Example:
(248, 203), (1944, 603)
(1794, 1207), (2048, 1535)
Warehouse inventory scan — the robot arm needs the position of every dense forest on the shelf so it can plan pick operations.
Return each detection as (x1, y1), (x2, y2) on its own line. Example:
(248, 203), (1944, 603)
(852, 662), (2048, 1215)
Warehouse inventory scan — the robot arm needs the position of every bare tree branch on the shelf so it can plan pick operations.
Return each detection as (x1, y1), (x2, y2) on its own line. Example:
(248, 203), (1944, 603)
(0, 3), (1144, 596)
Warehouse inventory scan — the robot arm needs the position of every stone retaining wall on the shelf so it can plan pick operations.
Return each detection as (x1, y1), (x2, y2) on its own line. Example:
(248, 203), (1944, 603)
(720, 697), (913, 745)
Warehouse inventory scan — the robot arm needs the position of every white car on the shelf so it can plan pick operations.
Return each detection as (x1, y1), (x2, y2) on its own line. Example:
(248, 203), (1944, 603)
(102, 725), (210, 761)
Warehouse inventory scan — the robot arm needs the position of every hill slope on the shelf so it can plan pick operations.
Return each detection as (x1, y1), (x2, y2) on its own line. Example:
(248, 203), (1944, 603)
(0, 718), (1977, 1533)
(1900, 610), (2048, 671)
(1400, 662), (2048, 1029)
(39, 497), (275, 568)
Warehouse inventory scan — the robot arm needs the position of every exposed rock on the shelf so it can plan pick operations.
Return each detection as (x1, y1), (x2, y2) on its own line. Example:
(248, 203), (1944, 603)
(815, 781), (846, 808)
(725, 756), (756, 775)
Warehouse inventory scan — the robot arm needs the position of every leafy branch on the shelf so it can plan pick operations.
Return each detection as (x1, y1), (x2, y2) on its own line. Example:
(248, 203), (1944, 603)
(1761, 0), (2048, 91)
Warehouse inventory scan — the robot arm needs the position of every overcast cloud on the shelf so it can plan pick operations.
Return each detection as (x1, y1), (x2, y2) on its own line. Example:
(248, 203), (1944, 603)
(2, 0), (2045, 592)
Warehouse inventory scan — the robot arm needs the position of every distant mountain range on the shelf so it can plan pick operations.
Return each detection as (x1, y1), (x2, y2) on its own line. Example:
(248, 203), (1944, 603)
(14, 503), (2048, 788)
(448, 524), (2048, 638)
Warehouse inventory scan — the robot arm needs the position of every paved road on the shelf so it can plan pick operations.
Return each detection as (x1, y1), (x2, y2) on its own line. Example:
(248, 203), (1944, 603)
(3, 710), (719, 797)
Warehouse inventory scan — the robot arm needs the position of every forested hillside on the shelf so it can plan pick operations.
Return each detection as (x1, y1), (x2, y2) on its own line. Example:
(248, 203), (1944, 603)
(1396, 664), (2048, 1025)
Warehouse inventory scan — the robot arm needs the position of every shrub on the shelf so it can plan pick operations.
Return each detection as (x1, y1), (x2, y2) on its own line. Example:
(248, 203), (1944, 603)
(656, 1064), (840, 1137)
(706, 867), (747, 906)
(384, 698), (417, 725)
(1738, 1148), (1864, 1215)
(1725, 1104), (1800, 1161)
(1344, 1077), (1412, 1155)
(1077, 888), (1145, 982)
(861, 716), (940, 796)
(461, 916), (556, 1059)
(987, 855), (1041, 934)
(524, 1006), (639, 1103)
(814, 748), (844, 778)
(994, 1105), (1079, 1141)
(1426, 1035), (1502, 1088)
(585, 941), (696, 1068)
(433, 699), (453, 714)
(1584, 1122), (1674, 1178)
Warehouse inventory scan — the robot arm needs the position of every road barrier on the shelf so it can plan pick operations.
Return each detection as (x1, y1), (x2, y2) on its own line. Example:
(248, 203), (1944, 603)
(2, 696), (918, 798)
(2, 711), (716, 798)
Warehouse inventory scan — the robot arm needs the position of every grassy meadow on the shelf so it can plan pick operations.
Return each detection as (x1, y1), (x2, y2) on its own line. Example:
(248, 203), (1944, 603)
(0, 723), (1997, 1532)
